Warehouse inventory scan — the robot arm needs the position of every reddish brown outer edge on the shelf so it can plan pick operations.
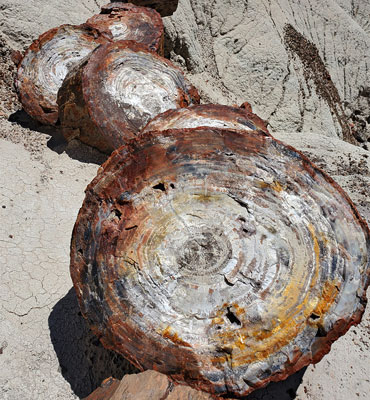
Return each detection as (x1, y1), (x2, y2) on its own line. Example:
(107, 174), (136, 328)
(71, 127), (369, 397)
(16, 24), (108, 125)
(140, 103), (270, 135)
(81, 40), (200, 149)
(86, 3), (164, 54)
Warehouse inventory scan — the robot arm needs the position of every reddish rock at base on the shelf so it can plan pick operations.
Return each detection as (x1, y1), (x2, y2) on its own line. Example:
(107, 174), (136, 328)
(84, 377), (120, 400)
(85, 370), (214, 400)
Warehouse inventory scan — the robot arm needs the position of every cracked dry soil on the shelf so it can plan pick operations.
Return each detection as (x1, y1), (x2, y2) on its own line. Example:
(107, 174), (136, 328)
(0, 2), (369, 399)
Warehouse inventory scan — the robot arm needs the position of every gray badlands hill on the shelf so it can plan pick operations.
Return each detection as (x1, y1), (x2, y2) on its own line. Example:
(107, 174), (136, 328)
(0, 1), (369, 399)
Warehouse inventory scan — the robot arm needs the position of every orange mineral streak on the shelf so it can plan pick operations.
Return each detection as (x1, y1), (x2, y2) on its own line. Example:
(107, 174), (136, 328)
(256, 180), (285, 193)
(211, 224), (341, 368)
(162, 326), (192, 348)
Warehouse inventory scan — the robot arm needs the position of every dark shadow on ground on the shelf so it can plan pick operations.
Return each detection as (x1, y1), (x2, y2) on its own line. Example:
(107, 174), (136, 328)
(49, 288), (306, 400)
(242, 367), (307, 399)
(8, 109), (108, 165)
(49, 288), (138, 399)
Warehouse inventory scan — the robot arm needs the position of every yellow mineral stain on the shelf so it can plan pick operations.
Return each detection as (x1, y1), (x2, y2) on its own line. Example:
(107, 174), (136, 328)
(211, 224), (327, 368)
(308, 223), (320, 288)
(271, 181), (284, 193)
(162, 326), (192, 348)
(311, 280), (341, 319)
(256, 180), (284, 193)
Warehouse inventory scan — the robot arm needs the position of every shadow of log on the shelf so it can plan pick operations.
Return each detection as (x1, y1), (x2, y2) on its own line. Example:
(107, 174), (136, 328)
(48, 288), (139, 399)
(8, 110), (108, 165)
(241, 367), (307, 399)
(49, 289), (306, 399)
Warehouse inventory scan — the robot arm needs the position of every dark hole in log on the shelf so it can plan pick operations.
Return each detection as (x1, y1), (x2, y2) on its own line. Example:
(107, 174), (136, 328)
(113, 209), (122, 219)
(224, 276), (234, 287)
(226, 307), (242, 326)
(315, 326), (326, 337)
(153, 183), (166, 192)
(125, 225), (138, 231)
(40, 105), (55, 114)
(170, 183), (175, 189)
(309, 313), (320, 320)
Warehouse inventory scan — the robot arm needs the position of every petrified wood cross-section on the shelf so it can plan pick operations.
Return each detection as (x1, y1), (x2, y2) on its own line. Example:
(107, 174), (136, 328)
(58, 41), (200, 154)
(16, 25), (108, 125)
(141, 104), (270, 134)
(70, 127), (370, 397)
(86, 3), (164, 53)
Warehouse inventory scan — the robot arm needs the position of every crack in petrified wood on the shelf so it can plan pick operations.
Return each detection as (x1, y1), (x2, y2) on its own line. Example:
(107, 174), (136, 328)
(70, 127), (370, 397)
(16, 25), (109, 125)
(58, 41), (200, 154)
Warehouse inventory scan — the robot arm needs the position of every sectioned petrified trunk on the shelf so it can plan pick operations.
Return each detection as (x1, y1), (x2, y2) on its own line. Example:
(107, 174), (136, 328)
(58, 41), (200, 154)
(110, 1), (179, 17)
(86, 3), (164, 54)
(141, 104), (270, 135)
(70, 127), (370, 397)
(16, 25), (109, 125)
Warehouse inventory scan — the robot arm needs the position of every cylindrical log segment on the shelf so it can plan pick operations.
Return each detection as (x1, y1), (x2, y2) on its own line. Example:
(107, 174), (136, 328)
(110, 1), (179, 17)
(58, 41), (200, 154)
(70, 127), (370, 397)
(86, 3), (164, 53)
(16, 25), (109, 125)
(141, 104), (270, 135)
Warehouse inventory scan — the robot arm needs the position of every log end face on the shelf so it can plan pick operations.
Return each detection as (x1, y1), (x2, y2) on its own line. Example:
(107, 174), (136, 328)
(70, 127), (370, 397)
(16, 25), (108, 125)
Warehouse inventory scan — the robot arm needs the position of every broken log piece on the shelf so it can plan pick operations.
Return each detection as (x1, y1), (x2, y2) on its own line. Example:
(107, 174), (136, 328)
(16, 25), (109, 125)
(109, 1), (179, 17)
(58, 41), (200, 154)
(86, 3), (164, 54)
(70, 127), (370, 397)
(141, 104), (270, 135)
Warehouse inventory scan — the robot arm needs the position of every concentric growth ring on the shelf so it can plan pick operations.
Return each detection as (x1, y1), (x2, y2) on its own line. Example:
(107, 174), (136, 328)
(70, 127), (370, 397)
(58, 41), (200, 153)
(16, 25), (108, 125)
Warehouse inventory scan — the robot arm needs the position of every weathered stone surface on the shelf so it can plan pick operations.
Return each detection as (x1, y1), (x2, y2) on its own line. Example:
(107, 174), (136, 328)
(16, 24), (108, 125)
(86, 3), (164, 53)
(0, 0), (106, 50)
(70, 127), (370, 397)
(111, 0), (179, 16)
(85, 370), (213, 399)
(141, 104), (269, 134)
(164, 0), (370, 146)
(84, 377), (121, 400)
(58, 40), (200, 153)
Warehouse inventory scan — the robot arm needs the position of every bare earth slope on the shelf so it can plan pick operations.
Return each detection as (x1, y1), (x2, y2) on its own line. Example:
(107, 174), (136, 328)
(0, 0), (369, 399)
(165, 0), (370, 143)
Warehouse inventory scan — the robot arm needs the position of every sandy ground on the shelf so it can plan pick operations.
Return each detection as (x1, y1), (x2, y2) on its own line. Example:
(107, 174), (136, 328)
(0, 1), (369, 399)
(0, 108), (369, 400)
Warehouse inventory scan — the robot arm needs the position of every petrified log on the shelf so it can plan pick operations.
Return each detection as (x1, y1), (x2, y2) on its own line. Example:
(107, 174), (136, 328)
(86, 3), (164, 53)
(70, 127), (370, 397)
(110, 0), (179, 17)
(141, 104), (270, 135)
(16, 25), (109, 125)
(58, 41), (200, 154)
